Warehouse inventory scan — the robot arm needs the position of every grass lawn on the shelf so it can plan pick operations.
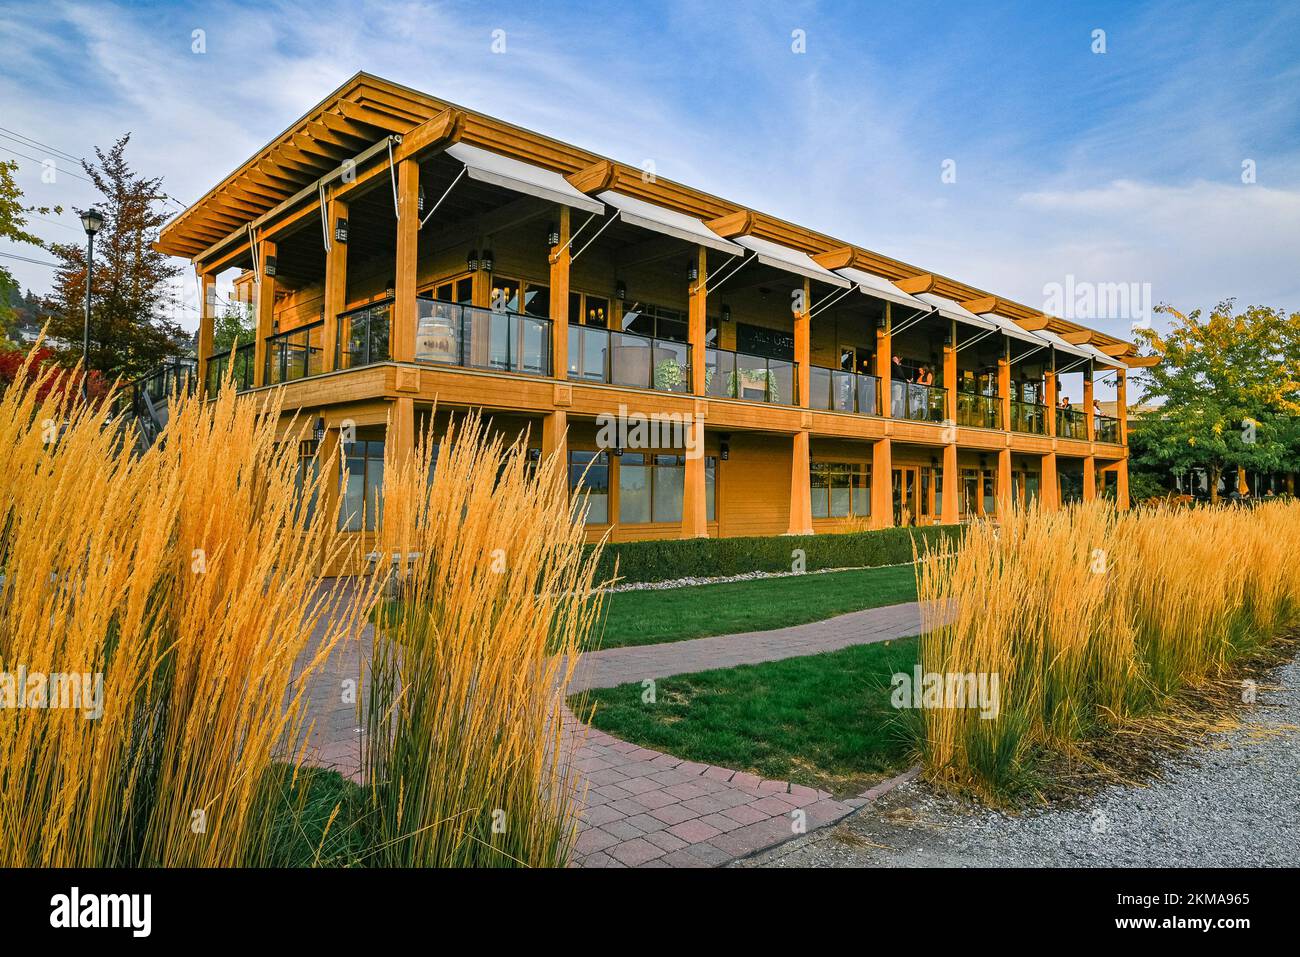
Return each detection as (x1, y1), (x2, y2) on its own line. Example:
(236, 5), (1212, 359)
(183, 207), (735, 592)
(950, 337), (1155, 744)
(573, 636), (920, 797)
(591, 563), (917, 649)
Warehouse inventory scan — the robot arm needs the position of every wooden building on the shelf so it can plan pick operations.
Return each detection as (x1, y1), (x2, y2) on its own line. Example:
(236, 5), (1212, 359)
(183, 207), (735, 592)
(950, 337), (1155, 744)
(156, 73), (1154, 571)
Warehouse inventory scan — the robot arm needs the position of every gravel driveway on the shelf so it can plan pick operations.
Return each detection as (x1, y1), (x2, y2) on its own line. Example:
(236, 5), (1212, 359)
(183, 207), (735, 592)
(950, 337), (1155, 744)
(741, 652), (1300, 868)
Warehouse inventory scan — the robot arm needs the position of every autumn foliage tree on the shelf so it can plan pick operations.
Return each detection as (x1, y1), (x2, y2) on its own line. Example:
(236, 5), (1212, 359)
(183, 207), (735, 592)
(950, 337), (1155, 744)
(1132, 301), (1300, 501)
(43, 135), (188, 383)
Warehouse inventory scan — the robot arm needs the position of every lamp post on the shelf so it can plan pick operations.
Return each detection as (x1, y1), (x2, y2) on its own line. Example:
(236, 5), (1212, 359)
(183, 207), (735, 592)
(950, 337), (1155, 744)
(79, 208), (105, 401)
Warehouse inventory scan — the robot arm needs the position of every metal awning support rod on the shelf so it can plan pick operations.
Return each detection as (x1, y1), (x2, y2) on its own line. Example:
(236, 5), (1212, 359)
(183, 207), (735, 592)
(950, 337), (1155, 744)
(1009, 342), (1047, 365)
(387, 138), (400, 219)
(571, 209), (622, 263)
(419, 166), (466, 229)
(694, 252), (752, 298)
(1056, 355), (1091, 374)
(550, 210), (603, 262)
(808, 284), (856, 319)
(889, 306), (936, 338)
(318, 183), (331, 253)
(196, 134), (403, 267)
(956, 329), (998, 353)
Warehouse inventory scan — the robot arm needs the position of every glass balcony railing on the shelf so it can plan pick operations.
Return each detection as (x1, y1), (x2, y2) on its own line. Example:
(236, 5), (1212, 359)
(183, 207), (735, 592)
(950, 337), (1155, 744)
(205, 342), (255, 394)
(956, 392), (1002, 429)
(889, 381), (946, 422)
(1056, 407), (1087, 440)
(706, 348), (797, 405)
(265, 321), (325, 385)
(809, 366), (879, 415)
(1010, 399), (1048, 435)
(567, 324), (689, 392)
(415, 298), (551, 376)
(1095, 414), (1121, 444)
(337, 300), (392, 370)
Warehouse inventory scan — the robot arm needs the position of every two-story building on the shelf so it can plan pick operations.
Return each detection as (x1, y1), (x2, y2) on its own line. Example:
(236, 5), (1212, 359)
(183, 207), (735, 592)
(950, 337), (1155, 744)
(155, 73), (1155, 571)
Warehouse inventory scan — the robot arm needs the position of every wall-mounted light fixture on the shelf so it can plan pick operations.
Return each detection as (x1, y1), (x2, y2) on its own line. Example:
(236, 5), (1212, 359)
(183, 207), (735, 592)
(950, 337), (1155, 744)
(334, 217), (349, 244)
(612, 447), (624, 457)
(418, 184), (426, 216)
(481, 249), (494, 273)
(720, 434), (731, 461)
(314, 417), (327, 443)
(264, 255), (277, 277)
(547, 222), (560, 247)
(467, 249), (479, 272)
(721, 304), (732, 323)
(615, 280), (626, 300)
(687, 262), (699, 283)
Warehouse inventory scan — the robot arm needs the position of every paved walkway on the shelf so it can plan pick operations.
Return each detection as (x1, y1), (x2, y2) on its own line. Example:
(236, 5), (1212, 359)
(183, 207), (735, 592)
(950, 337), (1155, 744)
(296, 593), (927, 867)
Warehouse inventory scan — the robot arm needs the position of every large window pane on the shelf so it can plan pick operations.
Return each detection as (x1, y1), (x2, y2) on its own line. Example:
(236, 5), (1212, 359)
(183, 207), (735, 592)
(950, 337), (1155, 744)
(705, 457), (716, 523)
(652, 455), (685, 523)
(618, 454), (651, 524)
(810, 463), (829, 518)
(569, 450), (609, 524)
(829, 465), (851, 517)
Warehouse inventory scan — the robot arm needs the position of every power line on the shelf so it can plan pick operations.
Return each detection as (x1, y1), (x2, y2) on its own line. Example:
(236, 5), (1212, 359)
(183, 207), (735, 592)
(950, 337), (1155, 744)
(0, 251), (62, 268)
(0, 144), (93, 185)
(0, 126), (82, 164)
(1, 128), (191, 209)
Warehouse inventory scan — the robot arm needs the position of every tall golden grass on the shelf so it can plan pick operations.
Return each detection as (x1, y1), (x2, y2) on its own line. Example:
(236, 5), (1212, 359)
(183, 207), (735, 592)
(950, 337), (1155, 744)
(0, 352), (600, 867)
(915, 501), (1300, 795)
(364, 413), (605, 867)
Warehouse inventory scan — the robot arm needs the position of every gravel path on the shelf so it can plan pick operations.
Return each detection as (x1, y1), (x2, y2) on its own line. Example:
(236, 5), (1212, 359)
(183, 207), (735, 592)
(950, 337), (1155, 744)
(742, 651), (1300, 868)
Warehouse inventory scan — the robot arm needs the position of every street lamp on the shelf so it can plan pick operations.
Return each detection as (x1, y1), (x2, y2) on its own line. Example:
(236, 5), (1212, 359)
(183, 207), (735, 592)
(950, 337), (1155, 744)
(80, 208), (104, 400)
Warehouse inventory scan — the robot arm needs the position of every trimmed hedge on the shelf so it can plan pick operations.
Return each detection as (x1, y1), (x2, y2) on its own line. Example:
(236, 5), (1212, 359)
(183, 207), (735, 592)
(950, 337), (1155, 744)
(587, 524), (965, 584)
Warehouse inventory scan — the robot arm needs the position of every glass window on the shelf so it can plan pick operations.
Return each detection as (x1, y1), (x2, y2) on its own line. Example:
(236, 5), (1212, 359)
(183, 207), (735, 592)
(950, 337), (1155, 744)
(586, 296), (609, 327)
(652, 454), (685, 524)
(811, 462), (870, 518)
(705, 456), (717, 523)
(569, 291), (582, 325)
(853, 466), (871, 516)
(491, 278), (520, 314)
(294, 441), (319, 528)
(339, 439), (385, 532)
(829, 464), (851, 518)
(523, 283), (549, 318)
(618, 453), (651, 524)
(810, 462), (829, 518)
(569, 450), (609, 524)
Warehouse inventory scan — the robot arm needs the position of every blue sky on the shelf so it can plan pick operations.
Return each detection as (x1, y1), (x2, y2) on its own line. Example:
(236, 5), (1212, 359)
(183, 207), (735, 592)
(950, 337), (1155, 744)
(2, 0), (1299, 366)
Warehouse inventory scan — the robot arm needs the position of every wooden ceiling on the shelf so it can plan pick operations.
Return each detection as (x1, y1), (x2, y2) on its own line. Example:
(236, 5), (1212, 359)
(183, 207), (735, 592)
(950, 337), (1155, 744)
(158, 71), (1145, 357)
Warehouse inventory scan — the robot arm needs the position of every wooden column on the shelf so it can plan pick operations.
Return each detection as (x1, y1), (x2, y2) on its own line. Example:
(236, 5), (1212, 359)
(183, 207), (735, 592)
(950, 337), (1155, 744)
(681, 419), (708, 539)
(1083, 455), (1096, 501)
(541, 410), (568, 475)
(252, 238), (277, 388)
(998, 339), (1011, 432)
(788, 430), (813, 534)
(794, 278), (811, 407)
(997, 447), (1012, 515)
(688, 245), (707, 394)
(322, 194), (349, 373)
(1117, 368), (1129, 445)
(1082, 364), (1095, 441)
(549, 205), (571, 379)
(941, 443), (959, 523)
(876, 303), (892, 417)
(1042, 452), (1059, 510)
(871, 437), (892, 528)
(391, 158), (419, 364)
(1044, 361), (1057, 437)
(197, 271), (216, 397)
(1116, 458), (1130, 509)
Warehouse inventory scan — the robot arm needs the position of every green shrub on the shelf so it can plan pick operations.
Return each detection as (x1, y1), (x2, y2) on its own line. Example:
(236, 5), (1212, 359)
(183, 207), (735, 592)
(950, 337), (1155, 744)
(587, 524), (964, 584)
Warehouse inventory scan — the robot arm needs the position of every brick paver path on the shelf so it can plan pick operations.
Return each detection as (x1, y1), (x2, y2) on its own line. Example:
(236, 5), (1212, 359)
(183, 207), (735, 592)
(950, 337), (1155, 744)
(297, 589), (926, 867)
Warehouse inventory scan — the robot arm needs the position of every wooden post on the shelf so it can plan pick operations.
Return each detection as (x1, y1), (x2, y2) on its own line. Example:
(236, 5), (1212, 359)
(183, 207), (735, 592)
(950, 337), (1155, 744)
(1116, 457), (1130, 509)
(871, 437), (892, 528)
(392, 158), (419, 364)
(998, 338), (1011, 432)
(876, 303), (892, 417)
(549, 205), (570, 379)
(323, 193), (349, 373)
(252, 238), (276, 387)
(1044, 358), (1057, 438)
(681, 418), (708, 538)
(997, 447), (1012, 515)
(1042, 452), (1059, 509)
(1083, 455), (1096, 501)
(542, 410), (568, 475)
(688, 245), (707, 395)
(788, 430), (813, 534)
(943, 318), (957, 425)
(941, 443), (959, 523)
(794, 278), (811, 407)
(1117, 368), (1129, 445)
(197, 271), (215, 397)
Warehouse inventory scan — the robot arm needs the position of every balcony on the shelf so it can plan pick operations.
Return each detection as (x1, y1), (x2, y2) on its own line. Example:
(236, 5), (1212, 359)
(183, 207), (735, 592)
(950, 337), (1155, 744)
(415, 298), (551, 376)
(205, 343), (256, 393)
(889, 381), (946, 422)
(337, 300), (392, 369)
(809, 366), (879, 415)
(568, 324), (689, 392)
(265, 321), (325, 385)
(1057, 408), (1087, 440)
(1095, 414), (1121, 444)
(1009, 399), (1048, 435)
(706, 348), (797, 405)
(956, 391), (1001, 430)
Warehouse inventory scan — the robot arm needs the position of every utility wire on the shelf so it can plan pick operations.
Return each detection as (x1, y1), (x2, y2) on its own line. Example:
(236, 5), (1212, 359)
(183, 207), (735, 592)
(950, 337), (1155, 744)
(0, 251), (62, 268)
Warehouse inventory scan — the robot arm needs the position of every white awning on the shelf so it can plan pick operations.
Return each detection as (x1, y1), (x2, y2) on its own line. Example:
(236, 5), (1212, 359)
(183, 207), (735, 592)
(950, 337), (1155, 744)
(834, 266), (929, 310)
(1079, 342), (1127, 368)
(1033, 329), (1093, 360)
(732, 234), (851, 288)
(915, 293), (998, 331)
(596, 191), (743, 255)
(444, 142), (605, 215)
(982, 312), (1052, 347)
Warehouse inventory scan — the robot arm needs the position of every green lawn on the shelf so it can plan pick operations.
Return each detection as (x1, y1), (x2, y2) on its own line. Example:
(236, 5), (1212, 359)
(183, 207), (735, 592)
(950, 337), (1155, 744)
(574, 636), (920, 797)
(591, 563), (917, 649)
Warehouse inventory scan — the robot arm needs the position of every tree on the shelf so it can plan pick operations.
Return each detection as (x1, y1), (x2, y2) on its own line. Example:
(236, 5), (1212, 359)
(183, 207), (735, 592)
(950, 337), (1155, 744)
(43, 135), (187, 383)
(0, 160), (59, 342)
(212, 300), (256, 352)
(1132, 301), (1300, 501)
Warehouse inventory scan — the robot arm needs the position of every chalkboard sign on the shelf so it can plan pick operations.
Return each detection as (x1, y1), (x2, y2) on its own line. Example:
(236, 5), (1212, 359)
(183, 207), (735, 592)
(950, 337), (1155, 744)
(735, 322), (794, 360)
